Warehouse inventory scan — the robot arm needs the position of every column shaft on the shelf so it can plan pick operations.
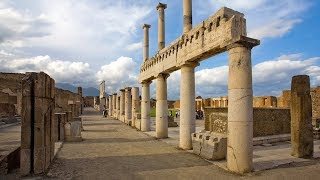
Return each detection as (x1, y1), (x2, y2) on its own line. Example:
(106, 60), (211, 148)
(183, 0), (192, 33)
(109, 96), (113, 116)
(143, 24), (151, 61)
(156, 74), (168, 138)
(141, 82), (151, 131)
(227, 45), (253, 174)
(157, 3), (167, 51)
(179, 64), (196, 149)
(131, 87), (139, 127)
(120, 90), (125, 122)
(125, 87), (132, 124)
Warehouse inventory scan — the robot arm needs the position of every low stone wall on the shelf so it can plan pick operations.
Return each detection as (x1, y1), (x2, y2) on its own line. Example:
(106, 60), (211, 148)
(55, 88), (81, 113)
(204, 107), (291, 137)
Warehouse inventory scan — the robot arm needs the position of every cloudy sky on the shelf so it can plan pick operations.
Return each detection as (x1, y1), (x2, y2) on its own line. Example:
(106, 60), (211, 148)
(0, 0), (319, 100)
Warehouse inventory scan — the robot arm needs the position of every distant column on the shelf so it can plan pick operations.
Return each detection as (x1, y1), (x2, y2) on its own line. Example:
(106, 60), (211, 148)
(131, 87), (140, 127)
(143, 24), (151, 61)
(113, 93), (117, 117)
(227, 43), (253, 174)
(291, 75), (313, 158)
(109, 95), (113, 116)
(156, 3), (167, 51)
(125, 87), (132, 124)
(115, 93), (119, 119)
(120, 89), (125, 122)
(156, 73), (169, 138)
(179, 62), (198, 149)
(141, 81), (151, 131)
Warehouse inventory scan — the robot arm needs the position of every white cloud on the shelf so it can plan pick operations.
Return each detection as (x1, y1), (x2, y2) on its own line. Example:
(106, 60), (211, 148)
(165, 54), (320, 99)
(197, 0), (311, 39)
(96, 56), (139, 93)
(126, 42), (143, 51)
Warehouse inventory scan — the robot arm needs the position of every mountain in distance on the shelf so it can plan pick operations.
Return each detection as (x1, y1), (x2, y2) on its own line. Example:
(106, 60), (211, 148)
(56, 83), (99, 97)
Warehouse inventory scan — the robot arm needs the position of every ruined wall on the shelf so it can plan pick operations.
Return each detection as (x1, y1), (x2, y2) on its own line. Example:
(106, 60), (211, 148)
(55, 88), (81, 113)
(253, 96), (277, 108)
(20, 72), (55, 175)
(0, 73), (26, 115)
(83, 96), (94, 107)
(204, 107), (291, 137)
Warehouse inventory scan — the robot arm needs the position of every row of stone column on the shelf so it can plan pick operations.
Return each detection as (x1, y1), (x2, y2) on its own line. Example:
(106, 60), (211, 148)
(107, 87), (141, 127)
(139, 1), (256, 174)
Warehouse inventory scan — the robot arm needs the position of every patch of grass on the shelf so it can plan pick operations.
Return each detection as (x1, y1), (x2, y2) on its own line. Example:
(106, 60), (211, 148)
(150, 108), (178, 117)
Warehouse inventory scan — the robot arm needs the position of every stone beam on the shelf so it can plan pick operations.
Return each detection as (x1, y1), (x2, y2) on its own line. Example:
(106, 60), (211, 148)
(139, 7), (259, 83)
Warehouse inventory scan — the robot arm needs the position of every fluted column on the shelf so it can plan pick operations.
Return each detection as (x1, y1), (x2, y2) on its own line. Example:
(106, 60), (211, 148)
(227, 43), (253, 174)
(125, 87), (132, 124)
(156, 3), (167, 51)
(141, 81), (151, 131)
(183, 0), (192, 33)
(156, 73), (169, 138)
(179, 62), (198, 149)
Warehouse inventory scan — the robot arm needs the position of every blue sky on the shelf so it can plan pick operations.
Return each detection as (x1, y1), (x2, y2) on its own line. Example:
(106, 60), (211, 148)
(0, 0), (319, 100)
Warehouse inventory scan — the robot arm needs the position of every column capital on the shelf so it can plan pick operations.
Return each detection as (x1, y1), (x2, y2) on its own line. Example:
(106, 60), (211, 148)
(113, 93), (117, 95)
(143, 24), (151, 29)
(227, 37), (260, 50)
(120, 89), (125, 92)
(125, 87), (132, 91)
(178, 61), (199, 68)
(156, 3), (167, 10)
(142, 80), (152, 85)
(157, 73), (170, 80)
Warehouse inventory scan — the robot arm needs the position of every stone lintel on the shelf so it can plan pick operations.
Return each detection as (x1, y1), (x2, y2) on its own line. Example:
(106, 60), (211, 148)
(156, 3), (167, 10)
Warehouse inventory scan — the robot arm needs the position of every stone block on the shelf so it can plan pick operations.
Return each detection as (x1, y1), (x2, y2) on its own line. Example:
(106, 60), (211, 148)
(168, 116), (178, 127)
(65, 121), (82, 142)
(192, 132), (227, 160)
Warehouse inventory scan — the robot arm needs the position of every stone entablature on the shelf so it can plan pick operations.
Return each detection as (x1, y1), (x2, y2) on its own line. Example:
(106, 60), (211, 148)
(139, 7), (259, 82)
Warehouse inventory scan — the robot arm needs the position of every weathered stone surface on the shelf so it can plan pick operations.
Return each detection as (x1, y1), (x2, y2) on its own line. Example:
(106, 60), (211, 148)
(64, 121), (82, 142)
(291, 75), (313, 158)
(192, 132), (227, 160)
(203, 107), (291, 137)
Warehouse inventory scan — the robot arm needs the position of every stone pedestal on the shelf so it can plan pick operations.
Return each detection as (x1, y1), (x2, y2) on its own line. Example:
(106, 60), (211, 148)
(125, 87), (132, 124)
(291, 75), (313, 158)
(141, 81), (151, 131)
(179, 63), (197, 149)
(227, 45), (253, 174)
(64, 121), (82, 142)
(156, 74), (169, 138)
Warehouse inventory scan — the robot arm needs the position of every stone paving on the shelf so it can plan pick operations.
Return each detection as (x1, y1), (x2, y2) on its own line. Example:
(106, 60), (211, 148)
(3, 107), (320, 179)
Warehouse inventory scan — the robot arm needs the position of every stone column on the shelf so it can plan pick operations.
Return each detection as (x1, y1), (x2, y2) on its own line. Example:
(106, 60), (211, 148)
(179, 62), (198, 149)
(112, 93), (117, 117)
(183, 0), (192, 33)
(141, 81), (151, 131)
(125, 87), (132, 124)
(106, 97), (109, 109)
(120, 89), (125, 122)
(291, 75), (313, 158)
(115, 93), (119, 119)
(227, 44), (253, 174)
(109, 95), (113, 116)
(156, 3), (167, 51)
(156, 73), (169, 138)
(143, 24), (151, 61)
(132, 87), (140, 127)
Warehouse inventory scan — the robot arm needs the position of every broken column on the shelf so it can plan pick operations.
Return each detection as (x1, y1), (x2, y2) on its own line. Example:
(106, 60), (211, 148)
(291, 75), (313, 158)
(141, 81), (151, 132)
(180, 62), (198, 149)
(227, 44), (253, 174)
(125, 87), (132, 124)
(120, 89), (125, 122)
(131, 87), (140, 127)
(183, 0), (192, 33)
(156, 73), (169, 138)
(157, 3), (167, 51)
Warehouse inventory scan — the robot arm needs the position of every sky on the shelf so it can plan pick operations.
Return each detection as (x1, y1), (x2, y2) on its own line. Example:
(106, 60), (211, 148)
(0, 0), (319, 100)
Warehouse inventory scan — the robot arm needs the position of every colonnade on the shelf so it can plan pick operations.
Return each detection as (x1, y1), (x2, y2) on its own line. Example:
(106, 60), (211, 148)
(137, 0), (256, 174)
